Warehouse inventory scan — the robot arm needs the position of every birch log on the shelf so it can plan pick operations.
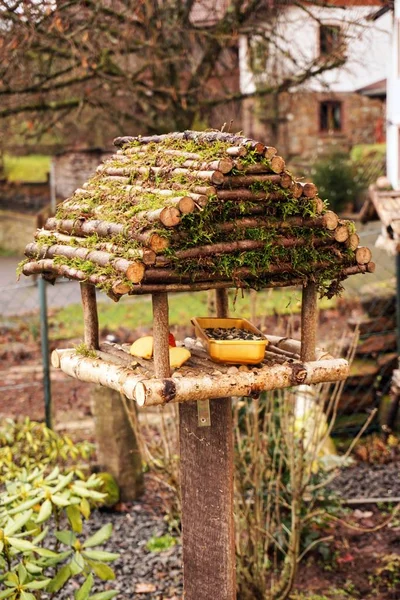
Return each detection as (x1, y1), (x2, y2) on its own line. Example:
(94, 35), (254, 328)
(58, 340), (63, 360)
(134, 359), (349, 406)
(51, 350), (145, 399)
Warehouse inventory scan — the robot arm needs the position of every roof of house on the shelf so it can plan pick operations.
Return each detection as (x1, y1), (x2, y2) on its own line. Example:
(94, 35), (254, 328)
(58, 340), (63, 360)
(357, 78), (386, 97)
(21, 130), (372, 300)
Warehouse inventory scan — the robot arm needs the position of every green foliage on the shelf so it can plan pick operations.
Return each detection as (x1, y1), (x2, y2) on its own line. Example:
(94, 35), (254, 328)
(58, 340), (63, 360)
(0, 419), (118, 599)
(311, 153), (362, 213)
(145, 534), (177, 553)
(0, 418), (94, 483)
(95, 473), (120, 508)
(75, 343), (98, 359)
(311, 147), (385, 213)
(0, 467), (119, 599)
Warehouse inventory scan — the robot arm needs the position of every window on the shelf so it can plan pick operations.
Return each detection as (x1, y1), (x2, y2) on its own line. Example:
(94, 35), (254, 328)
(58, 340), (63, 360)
(320, 101), (342, 133)
(319, 25), (343, 56)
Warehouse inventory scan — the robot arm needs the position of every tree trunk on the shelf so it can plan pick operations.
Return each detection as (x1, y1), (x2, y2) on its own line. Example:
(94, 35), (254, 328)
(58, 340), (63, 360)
(90, 386), (144, 501)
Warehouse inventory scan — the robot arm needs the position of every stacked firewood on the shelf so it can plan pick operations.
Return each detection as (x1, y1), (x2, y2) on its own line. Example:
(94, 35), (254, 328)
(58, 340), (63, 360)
(21, 131), (373, 299)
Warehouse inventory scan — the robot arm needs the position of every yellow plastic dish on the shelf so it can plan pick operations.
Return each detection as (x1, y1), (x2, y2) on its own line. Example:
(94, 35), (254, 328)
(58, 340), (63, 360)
(191, 317), (268, 365)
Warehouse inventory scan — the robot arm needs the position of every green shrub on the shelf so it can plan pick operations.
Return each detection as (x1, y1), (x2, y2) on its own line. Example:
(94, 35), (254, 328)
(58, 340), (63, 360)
(311, 153), (361, 213)
(0, 418), (94, 483)
(0, 467), (119, 599)
(0, 418), (119, 599)
(311, 147), (386, 213)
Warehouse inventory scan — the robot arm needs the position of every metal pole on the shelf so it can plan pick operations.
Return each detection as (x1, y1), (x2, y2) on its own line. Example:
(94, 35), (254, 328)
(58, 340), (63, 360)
(39, 277), (52, 428)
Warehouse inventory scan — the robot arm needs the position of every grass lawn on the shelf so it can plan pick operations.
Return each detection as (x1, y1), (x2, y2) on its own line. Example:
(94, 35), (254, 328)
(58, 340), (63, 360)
(3, 154), (51, 183)
(49, 287), (336, 340)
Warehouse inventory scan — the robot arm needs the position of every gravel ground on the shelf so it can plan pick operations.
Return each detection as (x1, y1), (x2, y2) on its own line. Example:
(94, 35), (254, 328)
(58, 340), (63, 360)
(331, 461), (400, 500)
(50, 503), (183, 600)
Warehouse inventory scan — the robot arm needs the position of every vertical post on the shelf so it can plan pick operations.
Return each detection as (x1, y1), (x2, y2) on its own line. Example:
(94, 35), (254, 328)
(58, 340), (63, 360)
(179, 288), (236, 600)
(39, 277), (52, 428)
(385, 253), (400, 434)
(80, 283), (99, 349)
(396, 253), (400, 357)
(152, 292), (171, 378)
(300, 282), (318, 362)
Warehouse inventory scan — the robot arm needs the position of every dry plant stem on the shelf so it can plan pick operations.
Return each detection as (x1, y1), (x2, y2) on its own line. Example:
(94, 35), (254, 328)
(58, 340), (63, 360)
(300, 282), (317, 362)
(80, 283), (99, 350)
(152, 292), (171, 378)
(134, 359), (349, 406)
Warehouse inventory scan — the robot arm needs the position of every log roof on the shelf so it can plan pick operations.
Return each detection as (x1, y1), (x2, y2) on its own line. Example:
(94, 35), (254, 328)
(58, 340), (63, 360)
(21, 130), (372, 300)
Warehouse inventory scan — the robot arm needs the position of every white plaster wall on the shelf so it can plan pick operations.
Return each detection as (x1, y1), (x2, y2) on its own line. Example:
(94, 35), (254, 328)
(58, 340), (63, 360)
(387, 0), (400, 189)
(240, 6), (391, 95)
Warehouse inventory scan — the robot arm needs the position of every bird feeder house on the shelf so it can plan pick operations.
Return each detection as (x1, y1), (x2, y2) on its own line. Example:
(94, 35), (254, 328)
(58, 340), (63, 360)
(21, 131), (373, 599)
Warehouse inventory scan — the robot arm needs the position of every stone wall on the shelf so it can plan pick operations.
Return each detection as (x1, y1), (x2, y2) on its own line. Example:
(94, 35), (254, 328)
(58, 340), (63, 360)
(0, 181), (50, 214)
(242, 91), (385, 160)
(0, 210), (38, 253)
(53, 148), (112, 200)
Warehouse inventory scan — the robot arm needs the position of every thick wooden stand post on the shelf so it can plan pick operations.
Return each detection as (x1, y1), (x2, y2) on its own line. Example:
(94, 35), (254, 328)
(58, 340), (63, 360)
(179, 289), (236, 600)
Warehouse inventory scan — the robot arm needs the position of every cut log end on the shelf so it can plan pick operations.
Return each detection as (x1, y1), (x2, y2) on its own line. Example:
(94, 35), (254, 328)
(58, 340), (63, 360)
(177, 196), (196, 214)
(270, 156), (286, 174)
(322, 211), (339, 231)
(355, 246), (373, 265)
(51, 350), (61, 368)
(126, 261), (146, 283)
(302, 183), (318, 198)
(333, 224), (350, 243)
(148, 233), (170, 253)
(135, 381), (146, 406)
(160, 206), (181, 227)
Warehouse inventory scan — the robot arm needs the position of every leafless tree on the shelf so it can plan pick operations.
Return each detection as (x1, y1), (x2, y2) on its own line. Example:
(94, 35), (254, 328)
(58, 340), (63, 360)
(0, 0), (345, 143)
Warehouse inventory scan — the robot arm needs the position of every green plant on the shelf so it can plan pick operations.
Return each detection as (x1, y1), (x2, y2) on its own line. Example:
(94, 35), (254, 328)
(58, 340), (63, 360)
(146, 534), (177, 553)
(0, 418), (94, 482)
(0, 466), (119, 599)
(371, 553), (400, 592)
(311, 153), (362, 213)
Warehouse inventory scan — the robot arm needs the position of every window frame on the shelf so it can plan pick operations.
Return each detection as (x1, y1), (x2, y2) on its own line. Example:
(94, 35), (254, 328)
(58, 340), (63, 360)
(319, 100), (343, 134)
(319, 23), (343, 57)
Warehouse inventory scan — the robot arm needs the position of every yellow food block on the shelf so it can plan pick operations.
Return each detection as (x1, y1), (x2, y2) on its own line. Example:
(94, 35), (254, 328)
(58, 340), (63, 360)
(169, 346), (191, 368)
(129, 336), (154, 359)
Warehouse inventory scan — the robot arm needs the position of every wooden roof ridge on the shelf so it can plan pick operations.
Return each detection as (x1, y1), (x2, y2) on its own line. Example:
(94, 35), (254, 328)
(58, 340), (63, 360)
(20, 131), (373, 299)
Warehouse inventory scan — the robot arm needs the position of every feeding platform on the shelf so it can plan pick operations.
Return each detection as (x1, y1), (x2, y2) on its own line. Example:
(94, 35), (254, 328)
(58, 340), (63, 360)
(21, 130), (372, 404)
(21, 130), (372, 600)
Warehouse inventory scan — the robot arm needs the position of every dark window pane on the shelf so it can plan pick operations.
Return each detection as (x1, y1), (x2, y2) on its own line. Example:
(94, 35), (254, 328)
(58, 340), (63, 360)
(320, 101), (342, 132)
(320, 25), (342, 55)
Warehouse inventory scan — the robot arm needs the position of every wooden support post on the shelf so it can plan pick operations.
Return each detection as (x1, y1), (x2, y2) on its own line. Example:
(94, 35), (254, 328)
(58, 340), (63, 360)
(301, 282), (318, 362)
(80, 282), (99, 349)
(179, 288), (236, 600)
(152, 292), (171, 378)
